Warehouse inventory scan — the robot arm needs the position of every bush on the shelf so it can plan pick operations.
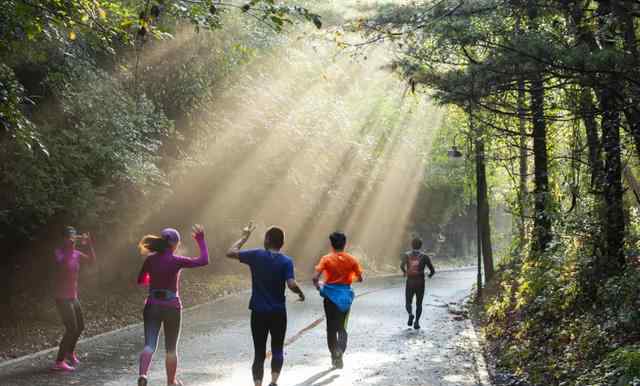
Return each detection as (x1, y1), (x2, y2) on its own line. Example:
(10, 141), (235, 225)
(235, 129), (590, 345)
(484, 250), (640, 386)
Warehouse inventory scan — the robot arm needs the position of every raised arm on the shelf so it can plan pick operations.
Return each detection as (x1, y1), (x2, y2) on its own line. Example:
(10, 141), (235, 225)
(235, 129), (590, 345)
(76, 233), (96, 264)
(80, 233), (97, 264)
(226, 221), (256, 260)
(176, 224), (209, 268)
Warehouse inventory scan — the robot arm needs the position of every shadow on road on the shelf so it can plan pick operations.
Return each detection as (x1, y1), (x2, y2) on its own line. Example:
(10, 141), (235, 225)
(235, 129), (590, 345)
(293, 368), (338, 386)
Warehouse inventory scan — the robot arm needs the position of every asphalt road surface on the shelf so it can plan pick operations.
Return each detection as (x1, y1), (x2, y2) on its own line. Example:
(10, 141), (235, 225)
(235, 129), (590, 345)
(0, 269), (490, 386)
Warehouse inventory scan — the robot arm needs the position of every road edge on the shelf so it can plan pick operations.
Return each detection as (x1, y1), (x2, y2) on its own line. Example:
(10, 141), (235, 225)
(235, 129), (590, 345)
(465, 317), (493, 386)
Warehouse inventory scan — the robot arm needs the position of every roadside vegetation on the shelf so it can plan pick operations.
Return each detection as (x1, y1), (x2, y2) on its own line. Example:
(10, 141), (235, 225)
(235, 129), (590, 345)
(359, 1), (640, 385)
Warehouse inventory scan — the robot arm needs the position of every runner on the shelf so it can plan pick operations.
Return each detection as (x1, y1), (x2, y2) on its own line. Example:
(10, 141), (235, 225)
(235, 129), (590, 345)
(136, 225), (209, 386)
(52, 226), (96, 371)
(400, 237), (435, 330)
(312, 232), (363, 369)
(226, 222), (305, 386)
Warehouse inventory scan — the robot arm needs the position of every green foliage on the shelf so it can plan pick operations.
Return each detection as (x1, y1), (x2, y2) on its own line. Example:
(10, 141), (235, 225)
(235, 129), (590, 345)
(1, 54), (172, 241)
(0, 0), (321, 247)
(1, 0), (136, 53)
(613, 347), (640, 379)
(53, 59), (170, 187)
(484, 243), (640, 385)
(575, 346), (640, 386)
(0, 0), (321, 54)
(0, 64), (40, 150)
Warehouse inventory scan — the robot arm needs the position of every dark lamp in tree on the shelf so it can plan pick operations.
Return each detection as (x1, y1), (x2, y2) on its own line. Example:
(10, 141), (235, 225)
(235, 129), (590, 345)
(448, 145), (463, 159)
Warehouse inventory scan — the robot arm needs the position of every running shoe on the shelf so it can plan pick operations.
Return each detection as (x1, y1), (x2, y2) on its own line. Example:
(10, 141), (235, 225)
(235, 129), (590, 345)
(413, 321), (421, 330)
(137, 376), (147, 386)
(51, 361), (75, 372)
(407, 314), (414, 326)
(333, 350), (344, 369)
(66, 352), (80, 366)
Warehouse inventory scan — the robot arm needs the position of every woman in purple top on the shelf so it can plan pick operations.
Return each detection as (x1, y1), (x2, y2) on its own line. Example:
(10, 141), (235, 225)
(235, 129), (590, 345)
(136, 225), (209, 386)
(52, 226), (96, 372)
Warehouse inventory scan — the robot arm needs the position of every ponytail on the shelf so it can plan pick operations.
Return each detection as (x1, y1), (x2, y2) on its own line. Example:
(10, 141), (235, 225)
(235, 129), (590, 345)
(139, 235), (170, 254)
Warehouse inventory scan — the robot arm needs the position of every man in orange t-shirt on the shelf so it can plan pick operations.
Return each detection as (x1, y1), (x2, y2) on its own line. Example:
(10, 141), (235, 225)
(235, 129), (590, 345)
(312, 232), (363, 369)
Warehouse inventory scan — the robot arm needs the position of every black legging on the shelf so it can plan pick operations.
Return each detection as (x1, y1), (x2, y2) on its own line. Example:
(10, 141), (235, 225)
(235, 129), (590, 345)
(250, 311), (287, 382)
(56, 299), (84, 361)
(323, 298), (350, 358)
(405, 284), (425, 322)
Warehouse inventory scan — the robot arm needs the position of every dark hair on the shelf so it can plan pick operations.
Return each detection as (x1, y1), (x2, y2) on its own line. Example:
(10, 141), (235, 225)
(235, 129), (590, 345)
(139, 235), (171, 254)
(411, 237), (423, 250)
(329, 232), (347, 251)
(265, 226), (285, 250)
(63, 226), (77, 238)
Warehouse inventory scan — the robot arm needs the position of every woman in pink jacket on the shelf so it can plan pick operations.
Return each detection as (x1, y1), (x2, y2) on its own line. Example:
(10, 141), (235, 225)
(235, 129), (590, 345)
(136, 225), (209, 386)
(52, 226), (96, 372)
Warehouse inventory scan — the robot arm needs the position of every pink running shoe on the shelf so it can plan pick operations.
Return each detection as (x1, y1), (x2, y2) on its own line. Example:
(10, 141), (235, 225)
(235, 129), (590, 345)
(66, 352), (80, 366)
(51, 361), (75, 372)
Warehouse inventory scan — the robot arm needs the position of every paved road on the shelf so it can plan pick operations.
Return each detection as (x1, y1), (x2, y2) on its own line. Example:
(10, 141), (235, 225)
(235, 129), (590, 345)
(0, 269), (489, 386)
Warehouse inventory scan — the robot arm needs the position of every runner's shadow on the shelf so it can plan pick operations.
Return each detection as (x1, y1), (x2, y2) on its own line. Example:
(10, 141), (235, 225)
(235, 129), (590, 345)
(311, 374), (340, 386)
(390, 328), (425, 342)
(293, 368), (338, 386)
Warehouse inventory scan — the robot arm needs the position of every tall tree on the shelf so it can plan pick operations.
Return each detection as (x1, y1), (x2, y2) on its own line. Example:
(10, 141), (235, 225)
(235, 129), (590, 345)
(525, 0), (552, 254)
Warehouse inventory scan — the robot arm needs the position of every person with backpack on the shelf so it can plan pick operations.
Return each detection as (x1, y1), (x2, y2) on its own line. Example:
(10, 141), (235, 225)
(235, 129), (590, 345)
(312, 232), (363, 369)
(400, 237), (435, 330)
(226, 222), (306, 386)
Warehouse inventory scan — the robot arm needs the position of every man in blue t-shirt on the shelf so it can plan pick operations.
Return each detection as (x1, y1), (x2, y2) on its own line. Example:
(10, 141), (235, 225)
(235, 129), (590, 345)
(226, 222), (305, 386)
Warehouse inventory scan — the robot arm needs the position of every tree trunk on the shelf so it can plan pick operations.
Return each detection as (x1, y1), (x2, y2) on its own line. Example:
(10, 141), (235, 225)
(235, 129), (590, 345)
(595, 0), (626, 277)
(580, 88), (604, 188)
(613, 1), (640, 165)
(517, 77), (528, 247)
(514, 15), (528, 249)
(561, 0), (627, 278)
(526, 0), (552, 255)
(624, 108), (640, 163)
(530, 75), (551, 254)
(624, 166), (640, 207)
(597, 85), (626, 277)
(475, 131), (494, 281)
